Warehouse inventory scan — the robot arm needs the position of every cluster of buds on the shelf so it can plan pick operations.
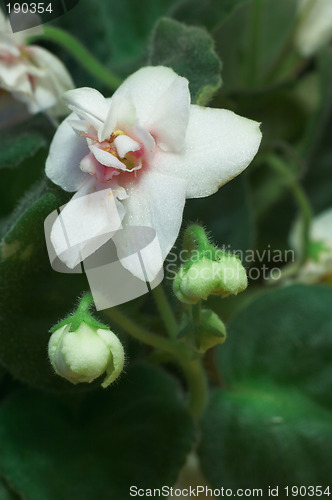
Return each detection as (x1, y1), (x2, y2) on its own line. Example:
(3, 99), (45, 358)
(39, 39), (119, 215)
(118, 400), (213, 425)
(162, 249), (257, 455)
(48, 294), (124, 388)
(172, 225), (248, 353)
(173, 225), (248, 305)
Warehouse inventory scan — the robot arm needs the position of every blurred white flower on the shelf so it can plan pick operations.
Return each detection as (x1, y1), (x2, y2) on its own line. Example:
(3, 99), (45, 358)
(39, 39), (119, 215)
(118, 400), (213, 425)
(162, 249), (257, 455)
(295, 0), (332, 57)
(46, 66), (262, 280)
(0, 9), (73, 119)
(289, 207), (332, 283)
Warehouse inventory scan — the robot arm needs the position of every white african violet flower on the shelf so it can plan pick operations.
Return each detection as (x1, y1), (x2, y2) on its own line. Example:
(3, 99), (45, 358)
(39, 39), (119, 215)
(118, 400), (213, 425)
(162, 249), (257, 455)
(289, 207), (332, 283)
(295, 0), (332, 57)
(0, 9), (73, 117)
(46, 66), (262, 280)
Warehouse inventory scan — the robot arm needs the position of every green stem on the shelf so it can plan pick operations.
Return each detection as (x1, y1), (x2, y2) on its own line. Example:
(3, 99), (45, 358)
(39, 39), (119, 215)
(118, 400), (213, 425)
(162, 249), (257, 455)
(184, 225), (211, 254)
(104, 306), (183, 357)
(180, 359), (208, 421)
(77, 292), (94, 313)
(191, 302), (201, 325)
(151, 285), (178, 340)
(104, 305), (208, 420)
(27, 26), (122, 91)
(266, 154), (312, 264)
(247, 0), (264, 87)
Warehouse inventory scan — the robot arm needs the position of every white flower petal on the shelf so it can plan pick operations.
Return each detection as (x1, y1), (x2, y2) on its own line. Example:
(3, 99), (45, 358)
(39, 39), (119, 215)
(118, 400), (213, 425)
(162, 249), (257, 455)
(68, 119), (94, 136)
(154, 105), (262, 198)
(0, 60), (31, 89)
(63, 87), (107, 128)
(114, 135), (140, 158)
(146, 76), (190, 152)
(111, 66), (180, 126)
(80, 152), (102, 176)
(118, 170), (187, 281)
(50, 178), (125, 269)
(25, 78), (58, 113)
(89, 144), (125, 169)
(133, 123), (155, 163)
(28, 45), (74, 91)
(99, 95), (136, 142)
(295, 0), (332, 57)
(45, 112), (89, 192)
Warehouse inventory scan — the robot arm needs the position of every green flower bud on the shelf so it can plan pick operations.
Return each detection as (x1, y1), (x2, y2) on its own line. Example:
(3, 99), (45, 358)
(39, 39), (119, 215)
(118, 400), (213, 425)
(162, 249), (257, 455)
(173, 254), (247, 304)
(48, 322), (125, 388)
(196, 309), (226, 353)
(179, 308), (226, 353)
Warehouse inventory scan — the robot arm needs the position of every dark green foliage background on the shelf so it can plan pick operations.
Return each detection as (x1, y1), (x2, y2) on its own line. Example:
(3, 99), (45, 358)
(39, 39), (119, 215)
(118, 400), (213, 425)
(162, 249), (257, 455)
(1, 0), (332, 497)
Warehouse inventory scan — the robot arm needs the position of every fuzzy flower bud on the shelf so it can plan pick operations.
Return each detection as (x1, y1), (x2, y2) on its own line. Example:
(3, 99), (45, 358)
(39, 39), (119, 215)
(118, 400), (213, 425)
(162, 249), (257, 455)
(195, 309), (226, 353)
(173, 254), (248, 304)
(48, 322), (125, 388)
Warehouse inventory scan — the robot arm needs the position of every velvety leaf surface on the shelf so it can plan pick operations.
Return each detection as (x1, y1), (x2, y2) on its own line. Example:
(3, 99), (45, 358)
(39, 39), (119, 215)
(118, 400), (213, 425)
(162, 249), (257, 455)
(0, 180), (88, 391)
(148, 17), (222, 105)
(55, 0), (180, 84)
(171, 0), (248, 31)
(0, 131), (46, 170)
(199, 285), (332, 489)
(0, 364), (195, 500)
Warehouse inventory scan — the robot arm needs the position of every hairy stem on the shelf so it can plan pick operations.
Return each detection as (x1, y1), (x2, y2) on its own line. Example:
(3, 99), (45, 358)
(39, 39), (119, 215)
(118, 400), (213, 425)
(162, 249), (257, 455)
(183, 225), (211, 254)
(77, 292), (94, 313)
(104, 306), (183, 357)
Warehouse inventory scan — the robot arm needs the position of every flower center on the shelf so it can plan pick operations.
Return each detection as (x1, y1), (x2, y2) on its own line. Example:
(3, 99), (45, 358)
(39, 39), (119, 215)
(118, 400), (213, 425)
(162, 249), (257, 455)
(79, 128), (145, 183)
(102, 129), (143, 171)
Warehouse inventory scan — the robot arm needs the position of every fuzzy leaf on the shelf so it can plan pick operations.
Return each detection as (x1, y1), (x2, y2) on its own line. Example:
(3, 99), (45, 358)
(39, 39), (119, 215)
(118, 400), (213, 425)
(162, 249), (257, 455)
(0, 179), (87, 391)
(0, 131), (46, 170)
(148, 17), (222, 104)
(199, 285), (332, 489)
(0, 364), (195, 500)
(171, 0), (248, 31)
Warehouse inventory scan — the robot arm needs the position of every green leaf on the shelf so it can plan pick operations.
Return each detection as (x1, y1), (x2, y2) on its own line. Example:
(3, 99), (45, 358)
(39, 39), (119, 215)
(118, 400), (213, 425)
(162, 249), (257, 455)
(0, 179), (87, 391)
(0, 477), (20, 500)
(54, 0), (181, 83)
(0, 131), (46, 170)
(148, 17), (222, 105)
(171, 0), (248, 31)
(0, 115), (54, 216)
(0, 364), (195, 500)
(199, 285), (332, 489)
(214, 0), (298, 90)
